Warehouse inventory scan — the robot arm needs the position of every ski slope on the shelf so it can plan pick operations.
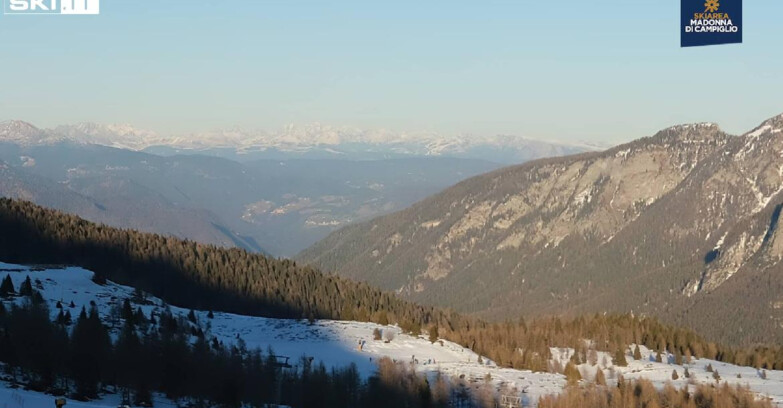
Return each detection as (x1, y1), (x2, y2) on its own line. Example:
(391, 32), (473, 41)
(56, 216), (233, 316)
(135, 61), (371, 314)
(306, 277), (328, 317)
(1, 261), (781, 408)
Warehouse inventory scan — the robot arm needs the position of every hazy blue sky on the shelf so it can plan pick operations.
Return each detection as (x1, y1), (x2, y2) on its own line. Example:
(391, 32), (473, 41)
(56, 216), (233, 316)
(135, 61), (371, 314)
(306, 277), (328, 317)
(0, 0), (781, 143)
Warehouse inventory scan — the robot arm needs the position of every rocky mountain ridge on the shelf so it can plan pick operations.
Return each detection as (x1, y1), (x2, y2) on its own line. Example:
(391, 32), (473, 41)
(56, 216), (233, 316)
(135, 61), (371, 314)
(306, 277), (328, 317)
(299, 113), (783, 345)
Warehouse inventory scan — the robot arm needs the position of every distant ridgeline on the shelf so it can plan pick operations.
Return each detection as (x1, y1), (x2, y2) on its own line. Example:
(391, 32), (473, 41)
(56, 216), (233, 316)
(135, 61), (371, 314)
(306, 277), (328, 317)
(1, 198), (782, 372)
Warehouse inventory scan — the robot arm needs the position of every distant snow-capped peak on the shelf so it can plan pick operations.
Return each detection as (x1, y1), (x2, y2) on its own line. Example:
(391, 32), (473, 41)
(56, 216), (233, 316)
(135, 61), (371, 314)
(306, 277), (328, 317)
(0, 120), (603, 161)
(0, 120), (44, 139)
(50, 123), (164, 150)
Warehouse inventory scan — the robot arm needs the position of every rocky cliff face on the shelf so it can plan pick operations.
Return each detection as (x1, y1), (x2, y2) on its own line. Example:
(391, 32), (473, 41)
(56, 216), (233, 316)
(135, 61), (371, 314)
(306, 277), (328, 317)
(299, 114), (783, 345)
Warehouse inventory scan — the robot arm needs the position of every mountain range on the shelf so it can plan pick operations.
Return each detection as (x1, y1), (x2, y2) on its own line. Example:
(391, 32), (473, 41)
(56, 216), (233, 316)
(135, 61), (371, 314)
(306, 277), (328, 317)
(2, 120), (597, 164)
(299, 112), (783, 346)
(0, 120), (592, 255)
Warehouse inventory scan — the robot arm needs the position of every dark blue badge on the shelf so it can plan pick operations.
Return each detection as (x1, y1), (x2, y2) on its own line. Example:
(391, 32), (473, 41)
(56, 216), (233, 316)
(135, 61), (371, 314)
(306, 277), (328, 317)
(681, 0), (742, 47)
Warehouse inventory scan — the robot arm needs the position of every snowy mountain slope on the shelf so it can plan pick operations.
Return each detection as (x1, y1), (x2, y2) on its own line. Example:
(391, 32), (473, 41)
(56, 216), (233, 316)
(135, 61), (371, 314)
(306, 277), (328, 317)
(2, 261), (782, 407)
(550, 346), (783, 406)
(0, 383), (183, 408)
(0, 261), (564, 404)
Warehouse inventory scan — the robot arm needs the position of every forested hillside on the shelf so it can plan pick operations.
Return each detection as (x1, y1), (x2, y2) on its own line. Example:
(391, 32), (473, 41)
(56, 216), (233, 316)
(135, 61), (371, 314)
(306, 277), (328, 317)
(0, 198), (427, 324)
(0, 282), (446, 408)
(1, 198), (782, 374)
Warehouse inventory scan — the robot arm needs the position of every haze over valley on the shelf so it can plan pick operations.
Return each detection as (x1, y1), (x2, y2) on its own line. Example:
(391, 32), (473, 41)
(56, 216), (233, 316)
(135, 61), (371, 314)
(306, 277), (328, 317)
(0, 120), (592, 255)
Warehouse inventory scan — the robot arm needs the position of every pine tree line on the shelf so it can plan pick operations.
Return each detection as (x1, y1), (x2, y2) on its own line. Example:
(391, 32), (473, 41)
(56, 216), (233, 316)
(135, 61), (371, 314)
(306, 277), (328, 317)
(538, 378), (772, 408)
(1, 198), (782, 374)
(0, 292), (453, 408)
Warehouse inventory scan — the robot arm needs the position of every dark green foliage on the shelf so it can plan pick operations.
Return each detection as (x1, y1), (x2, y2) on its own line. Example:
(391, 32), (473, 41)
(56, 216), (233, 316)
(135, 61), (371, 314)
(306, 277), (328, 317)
(132, 307), (144, 323)
(1, 198), (782, 374)
(19, 276), (33, 296)
(0, 274), (14, 296)
(31, 290), (45, 304)
(70, 306), (111, 399)
(0, 299), (67, 391)
(121, 298), (134, 322)
(0, 300), (444, 408)
(0, 198), (433, 327)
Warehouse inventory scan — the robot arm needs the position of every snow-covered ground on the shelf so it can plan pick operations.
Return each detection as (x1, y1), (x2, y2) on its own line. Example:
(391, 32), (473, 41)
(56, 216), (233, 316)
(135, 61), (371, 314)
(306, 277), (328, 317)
(1, 261), (781, 408)
(0, 262), (563, 406)
(0, 386), (180, 408)
(551, 346), (783, 406)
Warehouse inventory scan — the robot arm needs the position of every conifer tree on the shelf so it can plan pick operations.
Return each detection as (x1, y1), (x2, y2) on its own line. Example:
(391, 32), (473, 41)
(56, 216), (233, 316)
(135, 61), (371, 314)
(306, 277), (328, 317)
(0, 274), (15, 296)
(614, 347), (628, 367)
(429, 324), (439, 343)
(595, 368), (607, 386)
(122, 298), (134, 322)
(564, 362), (581, 385)
(19, 276), (33, 296)
(70, 306), (111, 399)
(134, 307), (147, 325)
(633, 345), (642, 360)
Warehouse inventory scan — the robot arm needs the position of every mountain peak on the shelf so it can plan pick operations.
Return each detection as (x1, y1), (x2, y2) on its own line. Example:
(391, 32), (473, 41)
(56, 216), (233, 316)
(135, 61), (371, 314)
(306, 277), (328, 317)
(646, 122), (726, 146)
(662, 122), (720, 133)
(0, 120), (40, 134)
(744, 112), (783, 138)
(0, 120), (595, 164)
(0, 120), (46, 144)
